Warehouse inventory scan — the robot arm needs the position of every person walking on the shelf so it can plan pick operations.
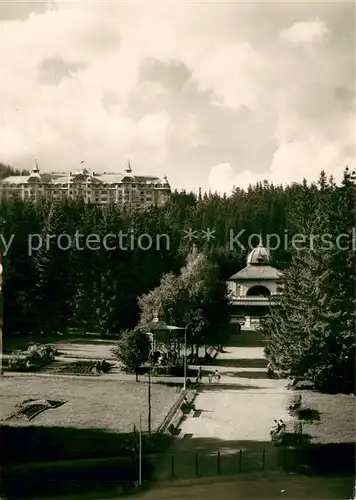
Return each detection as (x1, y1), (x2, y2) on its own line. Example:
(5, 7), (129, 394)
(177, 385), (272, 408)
(198, 366), (202, 382)
(214, 369), (221, 383)
(279, 419), (286, 433)
(270, 419), (279, 437)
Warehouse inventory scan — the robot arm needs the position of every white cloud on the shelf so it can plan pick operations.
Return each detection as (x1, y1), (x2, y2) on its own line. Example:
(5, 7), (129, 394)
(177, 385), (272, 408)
(174, 114), (210, 150)
(279, 19), (330, 45)
(139, 81), (168, 102)
(0, 1), (353, 191)
(208, 136), (353, 193)
(136, 110), (172, 149)
(208, 163), (237, 194)
(189, 43), (266, 110)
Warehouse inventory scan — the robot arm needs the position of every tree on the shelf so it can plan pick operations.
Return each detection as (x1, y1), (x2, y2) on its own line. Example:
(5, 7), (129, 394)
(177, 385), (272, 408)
(112, 329), (150, 380)
(32, 200), (73, 335)
(262, 168), (355, 394)
(1, 159), (352, 350)
(91, 271), (119, 336)
(1, 199), (39, 335)
(138, 248), (231, 355)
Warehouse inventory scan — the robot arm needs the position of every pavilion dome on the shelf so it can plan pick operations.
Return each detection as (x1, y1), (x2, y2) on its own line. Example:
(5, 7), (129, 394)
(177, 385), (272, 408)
(247, 241), (270, 265)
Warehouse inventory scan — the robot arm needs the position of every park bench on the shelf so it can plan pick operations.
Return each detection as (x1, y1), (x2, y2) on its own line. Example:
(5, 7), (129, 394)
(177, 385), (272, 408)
(167, 410), (184, 435)
(167, 390), (197, 434)
(179, 389), (197, 416)
(185, 390), (196, 405)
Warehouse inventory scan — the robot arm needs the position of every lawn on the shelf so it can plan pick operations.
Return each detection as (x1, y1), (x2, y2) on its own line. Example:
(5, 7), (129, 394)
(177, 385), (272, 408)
(3, 331), (81, 353)
(0, 375), (178, 435)
(295, 391), (355, 444)
(1, 374), (178, 498)
(3, 333), (118, 358)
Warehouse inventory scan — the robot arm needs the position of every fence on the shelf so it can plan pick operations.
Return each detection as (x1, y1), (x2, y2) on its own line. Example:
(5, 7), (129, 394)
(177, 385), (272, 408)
(3, 443), (353, 499)
(148, 445), (295, 482)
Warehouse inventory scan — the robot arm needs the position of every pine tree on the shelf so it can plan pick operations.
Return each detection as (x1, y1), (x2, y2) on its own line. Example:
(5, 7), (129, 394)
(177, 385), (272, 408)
(262, 168), (355, 393)
(1, 199), (39, 335)
(33, 200), (73, 334)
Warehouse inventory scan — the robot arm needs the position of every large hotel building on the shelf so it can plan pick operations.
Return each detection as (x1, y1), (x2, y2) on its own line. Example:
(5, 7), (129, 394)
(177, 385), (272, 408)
(0, 160), (171, 208)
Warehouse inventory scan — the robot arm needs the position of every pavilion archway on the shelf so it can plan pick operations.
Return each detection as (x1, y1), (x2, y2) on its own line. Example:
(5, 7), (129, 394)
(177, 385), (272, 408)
(246, 285), (271, 297)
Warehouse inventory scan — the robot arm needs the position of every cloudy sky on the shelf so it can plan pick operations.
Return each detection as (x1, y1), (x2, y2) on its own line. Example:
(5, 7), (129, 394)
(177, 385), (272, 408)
(0, 0), (354, 193)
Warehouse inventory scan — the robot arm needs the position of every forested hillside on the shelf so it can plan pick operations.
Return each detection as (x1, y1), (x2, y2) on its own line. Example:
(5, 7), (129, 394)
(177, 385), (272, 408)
(0, 166), (354, 392)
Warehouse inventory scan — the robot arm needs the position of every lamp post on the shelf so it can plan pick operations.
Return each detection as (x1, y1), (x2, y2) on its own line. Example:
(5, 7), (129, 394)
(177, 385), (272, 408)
(148, 364), (152, 435)
(183, 323), (193, 391)
(138, 415), (142, 486)
(146, 334), (154, 436)
(143, 306), (184, 430)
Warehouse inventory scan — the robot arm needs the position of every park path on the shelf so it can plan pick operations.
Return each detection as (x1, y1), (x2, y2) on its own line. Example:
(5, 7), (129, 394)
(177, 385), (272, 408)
(153, 332), (292, 481)
(179, 346), (290, 440)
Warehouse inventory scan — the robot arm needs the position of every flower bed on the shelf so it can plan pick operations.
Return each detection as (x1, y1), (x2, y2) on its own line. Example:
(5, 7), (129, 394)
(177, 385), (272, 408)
(7, 344), (57, 372)
(55, 360), (113, 375)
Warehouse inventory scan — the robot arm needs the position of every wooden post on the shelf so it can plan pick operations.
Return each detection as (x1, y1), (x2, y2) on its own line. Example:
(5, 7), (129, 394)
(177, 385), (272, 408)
(217, 451), (220, 474)
(138, 416), (142, 486)
(148, 368), (151, 435)
(171, 454), (175, 479)
(195, 453), (199, 477)
(0, 247), (3, 376)
(239, 449), (243, 472)
(261, 448), (266, 470)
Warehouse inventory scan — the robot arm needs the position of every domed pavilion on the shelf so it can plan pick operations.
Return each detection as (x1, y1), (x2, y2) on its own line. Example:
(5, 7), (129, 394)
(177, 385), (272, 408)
(226, 236), (283, 329)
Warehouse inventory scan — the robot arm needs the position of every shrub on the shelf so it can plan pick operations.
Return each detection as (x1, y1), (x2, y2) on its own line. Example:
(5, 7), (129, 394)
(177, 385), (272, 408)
(296, 407), (320, 422)
(287, 394), (302, 416)
(57, 360), (113, 375)
(111, 329), (150, 378)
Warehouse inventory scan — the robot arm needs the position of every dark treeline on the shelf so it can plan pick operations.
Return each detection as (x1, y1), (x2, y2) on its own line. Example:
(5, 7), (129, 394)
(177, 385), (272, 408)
(0, 162), (29, 180)
(0, 168), (354, 391)
(0, 175), (302, 336)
